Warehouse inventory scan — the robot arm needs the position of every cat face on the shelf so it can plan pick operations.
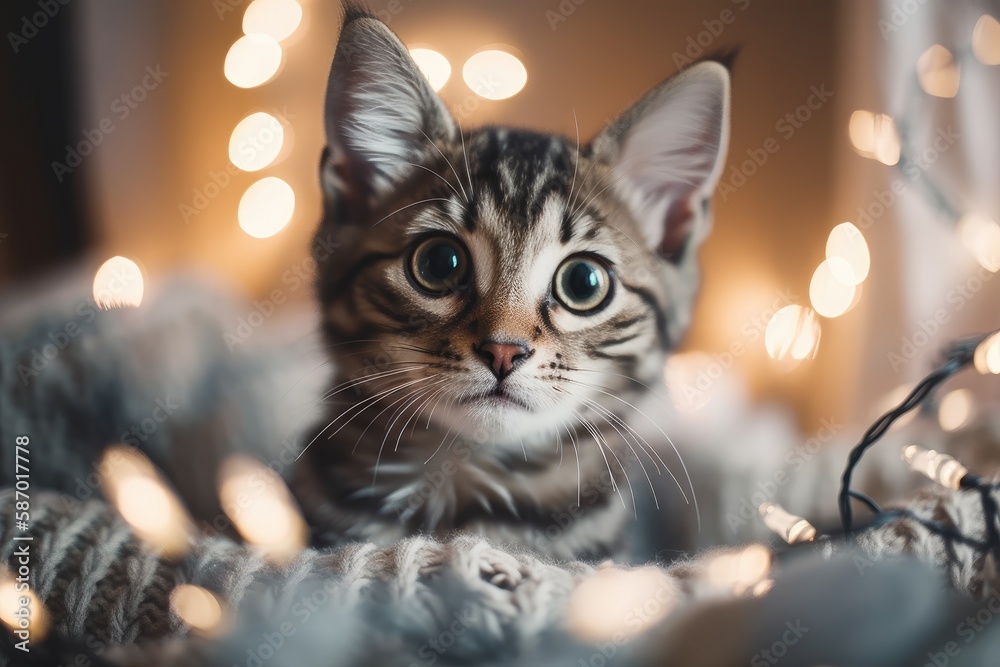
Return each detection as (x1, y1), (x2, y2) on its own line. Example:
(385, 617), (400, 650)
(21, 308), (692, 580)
(314, 5), (729, 455)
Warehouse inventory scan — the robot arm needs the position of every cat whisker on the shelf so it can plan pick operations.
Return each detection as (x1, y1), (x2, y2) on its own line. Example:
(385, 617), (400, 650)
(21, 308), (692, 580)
(563, 377), (700, 530)
(373, 198), (452, 226)
(567, 406), (631, 513)
(416, 127), (470, 204)
(566, 107), (581, 212)
(458, 121), (475, 201)
(354, 375), (445, 455)
(402, 161), (468, 207)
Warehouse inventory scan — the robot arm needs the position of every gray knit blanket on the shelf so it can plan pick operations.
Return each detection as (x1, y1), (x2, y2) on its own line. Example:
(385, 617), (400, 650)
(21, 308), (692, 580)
(5, 483), (1000, 667)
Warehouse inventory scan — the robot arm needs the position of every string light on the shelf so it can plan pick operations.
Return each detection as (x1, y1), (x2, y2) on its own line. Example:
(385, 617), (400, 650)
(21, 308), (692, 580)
(565, 566), (677, 642)
(229, 112), (286, 172)
(224, 34), (283, 88)
(917, 44), (960, 98)
(99, 446), (192, 557)
(938, 388), (974, 432)
(764, 305), (822, 361)
(238, 176), (295, 238)
(973, 15), (1000, 66)
(410, 48), (451, 92)
(463, 49), (528, 100)
(218, 456), (308, 562)
(825, 222), (870, 285)
(170, 584), (225, 635)
(242, 0), (303, 43)
(758, 502), (816, 544)
(902, 445), (969, 490)
(705, 544), (772, 594)
(93, 256), (144, 309)
(958, 213), (1000, 273)
(809, 259), (857, 318)
(848, 110), (900, 166)
(974, 332), (1000, 375)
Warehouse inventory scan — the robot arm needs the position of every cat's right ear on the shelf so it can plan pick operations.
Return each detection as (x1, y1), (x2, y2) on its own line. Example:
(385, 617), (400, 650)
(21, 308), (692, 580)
(322, 3), (456, 214)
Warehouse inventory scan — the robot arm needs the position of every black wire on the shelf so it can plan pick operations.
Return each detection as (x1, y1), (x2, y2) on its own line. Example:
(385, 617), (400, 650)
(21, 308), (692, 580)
(848, 490), (883, 515)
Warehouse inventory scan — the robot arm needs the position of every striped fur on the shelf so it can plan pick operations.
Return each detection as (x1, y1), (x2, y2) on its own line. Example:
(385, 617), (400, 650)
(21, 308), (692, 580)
(293, 5), (731, 560)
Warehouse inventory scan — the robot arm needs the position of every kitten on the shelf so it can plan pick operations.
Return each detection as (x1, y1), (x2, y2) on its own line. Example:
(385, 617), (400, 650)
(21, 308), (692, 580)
(291, 4), (731, 560)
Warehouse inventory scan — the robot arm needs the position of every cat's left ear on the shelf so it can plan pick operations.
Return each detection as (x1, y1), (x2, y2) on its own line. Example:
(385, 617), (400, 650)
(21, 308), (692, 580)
(591, 61), (730, 262)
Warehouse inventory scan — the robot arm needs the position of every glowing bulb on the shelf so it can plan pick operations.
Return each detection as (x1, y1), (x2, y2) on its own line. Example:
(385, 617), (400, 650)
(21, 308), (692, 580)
(973, 15), (1000, 66)
(0, 578), (48, 642)
(565, 567), (676, 642)
(229, 112), (286, 171)
(764, 305), (821, 361)
(463, 49), (528, 100)
(938, 388), (974, 432)
(902, 445), (968, 490)
(93, 256), (144, 309)
(409, 48), (451, 92)
(243, 0), (303, 42)
(170, 584), (224, 633)
(238, 177), (295, 238)
(958, 213), (1000, 273)
(825, 222), (870, 285)
(810, 259), (858, 318)
(224, 34), (283, 88)
(100, 446), (192, 557)
(705, 544), (772, 594)
(974, 332), (1000, 375)
(917, 44), (960, 98)
(849, 110), (900, 166)
(758, 503), (816, 544)
(219, 456), (307, 561)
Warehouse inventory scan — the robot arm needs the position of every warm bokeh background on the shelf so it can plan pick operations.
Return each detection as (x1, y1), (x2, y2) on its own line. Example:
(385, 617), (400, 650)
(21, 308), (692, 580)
(2, 0), (998, 434)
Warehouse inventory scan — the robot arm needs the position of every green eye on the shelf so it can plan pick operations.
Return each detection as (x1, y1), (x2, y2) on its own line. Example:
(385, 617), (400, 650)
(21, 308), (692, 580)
(554, 255), (612, 313)
(409, 236), (470, 295)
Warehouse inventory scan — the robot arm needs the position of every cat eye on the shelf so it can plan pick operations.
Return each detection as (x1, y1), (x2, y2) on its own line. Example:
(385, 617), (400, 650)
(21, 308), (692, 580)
(408, 236), (470, 295)
(553, 255), (613, 314)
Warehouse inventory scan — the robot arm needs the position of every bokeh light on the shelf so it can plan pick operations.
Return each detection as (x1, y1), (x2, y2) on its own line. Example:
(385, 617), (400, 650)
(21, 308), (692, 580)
(916, 44), (960, 98)
(243, 0), (303, 43)
(825, 222), (870, 285)
(973, 14), (1000, 65)
(463, 49), (528, 100)
(565, 566), (676, 642)
(238, 177), (295, 238)
(224, 34), (283, 88)
(758, 503), (816, 544)
(409, 48), (451, 92)
(93, 256), (144, 309)
(218, 456), (308, 562)
(974, 332), (1000, 375)
(764, 305), (822, 360)
(100, 446), (192, 557)
(705, 544), (772, 593)
(229, 112), (286, 172)
(170, 584), (225, 634)
(848, 110), (900, 166)
(810, 259), (858, 318)
(958, 213), (1000, 273)
(938, 388), (974, 432)
(0, 578), (48, 642)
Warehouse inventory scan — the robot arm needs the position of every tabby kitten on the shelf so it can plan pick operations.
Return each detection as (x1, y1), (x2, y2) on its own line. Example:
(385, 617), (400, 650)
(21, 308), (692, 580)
(291, 4), (731, 560)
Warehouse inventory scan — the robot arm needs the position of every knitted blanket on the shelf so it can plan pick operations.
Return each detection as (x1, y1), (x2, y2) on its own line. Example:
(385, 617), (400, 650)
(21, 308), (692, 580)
(4, 484), (1000, 667)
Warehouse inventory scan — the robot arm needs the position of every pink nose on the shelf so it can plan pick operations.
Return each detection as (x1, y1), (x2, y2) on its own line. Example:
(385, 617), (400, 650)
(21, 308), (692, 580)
(474, 341), (532, 381)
